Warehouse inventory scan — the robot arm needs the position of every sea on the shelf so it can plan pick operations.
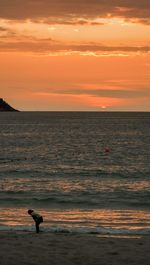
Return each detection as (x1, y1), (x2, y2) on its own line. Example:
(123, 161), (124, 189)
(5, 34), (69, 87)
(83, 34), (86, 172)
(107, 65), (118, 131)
(0, 112), (150, 236)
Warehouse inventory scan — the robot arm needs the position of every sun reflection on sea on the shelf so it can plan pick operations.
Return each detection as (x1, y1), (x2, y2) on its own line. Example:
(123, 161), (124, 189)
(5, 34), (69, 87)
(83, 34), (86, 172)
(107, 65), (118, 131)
(0, 208), (150, 234)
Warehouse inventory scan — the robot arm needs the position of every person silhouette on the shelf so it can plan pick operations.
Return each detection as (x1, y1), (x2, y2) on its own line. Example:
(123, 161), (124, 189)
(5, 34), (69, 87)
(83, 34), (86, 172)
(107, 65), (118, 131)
(28, 209), (43, 233)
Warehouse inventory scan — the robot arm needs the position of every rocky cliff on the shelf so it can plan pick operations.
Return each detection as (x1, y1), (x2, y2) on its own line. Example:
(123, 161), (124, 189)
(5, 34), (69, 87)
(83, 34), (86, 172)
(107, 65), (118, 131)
(0, 98), (19, 111)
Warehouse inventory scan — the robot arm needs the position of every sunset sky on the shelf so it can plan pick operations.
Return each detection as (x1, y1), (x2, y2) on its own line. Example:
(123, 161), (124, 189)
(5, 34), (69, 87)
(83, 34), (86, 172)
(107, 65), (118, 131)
(0, 0), (150, 111)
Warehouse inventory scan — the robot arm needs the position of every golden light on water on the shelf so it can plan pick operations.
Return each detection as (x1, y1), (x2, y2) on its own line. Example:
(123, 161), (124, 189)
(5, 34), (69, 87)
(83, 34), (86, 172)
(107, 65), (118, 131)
(1, 176), (150, 193)
(1, 208), (150, 232)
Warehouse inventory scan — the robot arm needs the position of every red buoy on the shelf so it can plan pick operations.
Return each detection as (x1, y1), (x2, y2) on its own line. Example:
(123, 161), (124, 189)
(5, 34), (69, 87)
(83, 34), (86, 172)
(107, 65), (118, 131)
(104, 147), (110, 153)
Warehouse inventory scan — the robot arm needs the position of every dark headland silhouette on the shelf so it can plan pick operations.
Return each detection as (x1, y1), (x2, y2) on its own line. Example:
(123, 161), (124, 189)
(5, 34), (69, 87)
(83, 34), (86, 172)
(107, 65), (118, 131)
(0, 98), (19, 111)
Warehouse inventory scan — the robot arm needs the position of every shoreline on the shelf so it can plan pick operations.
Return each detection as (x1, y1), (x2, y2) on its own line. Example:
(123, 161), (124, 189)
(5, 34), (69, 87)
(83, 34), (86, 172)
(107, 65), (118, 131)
(1, 231), (150, 265)
(0, 225), (150, 237)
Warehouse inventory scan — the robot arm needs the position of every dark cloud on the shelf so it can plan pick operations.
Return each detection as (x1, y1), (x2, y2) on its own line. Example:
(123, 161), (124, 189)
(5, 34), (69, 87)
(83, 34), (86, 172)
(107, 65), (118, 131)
(0, 26), (17, 38)
(0, 26), (8, 31)
(68, 44), (150, 53)
(42, 88), (150, 98)
(0, 38), (55, 52)
(39, 17), (104, 25)
(0, 39), (149, 54)
(0, 1), (149, 24)
(127, 18), (150, 25)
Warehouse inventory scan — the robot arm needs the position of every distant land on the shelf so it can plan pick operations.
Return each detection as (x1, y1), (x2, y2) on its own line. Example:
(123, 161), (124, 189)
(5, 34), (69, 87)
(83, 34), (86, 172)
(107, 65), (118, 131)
(0, 98), (19, 112)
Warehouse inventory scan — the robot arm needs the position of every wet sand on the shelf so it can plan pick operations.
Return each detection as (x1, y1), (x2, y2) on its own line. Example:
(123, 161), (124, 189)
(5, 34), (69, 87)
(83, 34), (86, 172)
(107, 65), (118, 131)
(0, 232), (150, 265)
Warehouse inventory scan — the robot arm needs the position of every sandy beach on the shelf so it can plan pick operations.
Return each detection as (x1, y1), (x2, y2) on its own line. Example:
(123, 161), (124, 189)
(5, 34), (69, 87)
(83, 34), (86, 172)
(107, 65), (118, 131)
(0, 232), (150, 265)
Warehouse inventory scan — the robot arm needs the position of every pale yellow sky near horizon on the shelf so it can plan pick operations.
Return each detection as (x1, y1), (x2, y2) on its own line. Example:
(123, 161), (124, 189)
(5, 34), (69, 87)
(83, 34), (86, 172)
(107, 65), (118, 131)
(0, 1), (150, 111)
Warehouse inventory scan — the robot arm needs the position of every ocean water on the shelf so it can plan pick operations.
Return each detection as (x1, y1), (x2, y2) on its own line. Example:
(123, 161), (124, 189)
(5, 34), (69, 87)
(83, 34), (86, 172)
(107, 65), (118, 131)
(0, 112), (150, 236)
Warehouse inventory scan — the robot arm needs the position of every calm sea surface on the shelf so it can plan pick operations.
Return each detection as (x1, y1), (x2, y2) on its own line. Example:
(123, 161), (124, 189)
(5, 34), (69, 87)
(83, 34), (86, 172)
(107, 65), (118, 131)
(0, 112), (150, 235)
